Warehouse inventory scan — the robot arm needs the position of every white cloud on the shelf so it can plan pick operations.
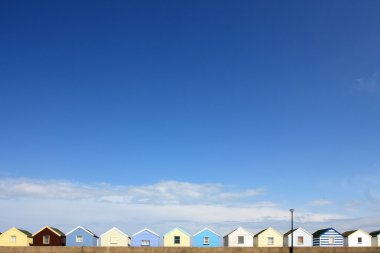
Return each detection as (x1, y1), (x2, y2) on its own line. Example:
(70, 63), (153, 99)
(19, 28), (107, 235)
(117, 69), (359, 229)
(354, 72), (380, 93)
(308, 199), (334, 206)
(0, 178), (349, 235)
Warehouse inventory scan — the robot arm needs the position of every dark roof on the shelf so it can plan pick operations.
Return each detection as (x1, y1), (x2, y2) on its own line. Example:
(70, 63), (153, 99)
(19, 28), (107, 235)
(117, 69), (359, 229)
(254, 228), (267, 237)
(342, 230), (357, 237)
(18, 229), (33, 238)
(84, 228), (99, 238)
(50, 227), (66, 237)
(284, 229), (297, 237)
(312, 228), (330, 237)
(370, 230), (380, 236)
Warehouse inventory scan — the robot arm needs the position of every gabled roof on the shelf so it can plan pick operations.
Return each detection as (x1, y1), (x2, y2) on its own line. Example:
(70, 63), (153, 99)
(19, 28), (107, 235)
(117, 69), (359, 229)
(193, 227), (220, 237)
(132, 228), (160, 238)
(284, 227), (312, 237)
(254, 227), (282, 237)
(33, 226), (65, 237)
(223, 227), (253, 238)
(164, 227), (190, 237)
(313, 228), (341, 237)
(17, 228), (33, 238)
(100, 227), (129, 238)
(66, 226), (98, 238)
(370, 230), (380, 236)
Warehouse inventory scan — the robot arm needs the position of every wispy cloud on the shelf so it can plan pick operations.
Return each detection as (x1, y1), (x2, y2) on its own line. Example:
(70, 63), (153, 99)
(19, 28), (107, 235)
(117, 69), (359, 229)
(308, 199), (334, 206)
(0, 178), (264, 205)
(353, 72), (380, 93)
(0, 178), (349, 235)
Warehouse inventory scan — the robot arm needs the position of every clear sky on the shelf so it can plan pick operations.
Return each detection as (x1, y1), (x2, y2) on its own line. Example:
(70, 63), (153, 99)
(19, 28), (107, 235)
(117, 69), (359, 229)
(0, 0), (380, 235)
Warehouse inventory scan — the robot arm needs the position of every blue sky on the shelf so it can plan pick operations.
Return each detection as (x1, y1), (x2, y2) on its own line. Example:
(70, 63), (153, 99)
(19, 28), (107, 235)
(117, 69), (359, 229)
(0, 0), (380, 235)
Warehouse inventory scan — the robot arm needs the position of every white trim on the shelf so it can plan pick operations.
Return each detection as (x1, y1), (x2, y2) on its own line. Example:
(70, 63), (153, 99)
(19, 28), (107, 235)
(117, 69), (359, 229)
(345, 229), (370, 238)
(66, 226), (96, 237)
(285, 227), (312, 238)
(193, 227), (220, 237)
(256, 227), (282, 238)
(164, 227), (191, 237)
(132, 228), (160, 238)
(224, 227), (253, 238)
(32, 226), (63, 237)
(99, 227), (129, 238)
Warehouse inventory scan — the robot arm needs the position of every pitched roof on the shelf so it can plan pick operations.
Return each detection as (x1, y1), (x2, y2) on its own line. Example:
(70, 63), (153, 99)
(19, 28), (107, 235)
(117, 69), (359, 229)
(313, 228), (341, 237)
(51, 227), (66, 237)
(33, 226), (66, 237)
(284, 227), (312, 237)
(312, 228), (330, 237)
(193, 227), (220, 237)
(284, 229), (296, 237)
(132, 228), (160, 238)
(370, 230), (380, 236)
(164, 227), (190, 237)
(342, 230), (358, 237)
(100, 227), (129, 238)
(223, 227), (253, 238)
(254, 227), (281, 237)
(18, 228), (33, 238)
(66, 226), (98, 238)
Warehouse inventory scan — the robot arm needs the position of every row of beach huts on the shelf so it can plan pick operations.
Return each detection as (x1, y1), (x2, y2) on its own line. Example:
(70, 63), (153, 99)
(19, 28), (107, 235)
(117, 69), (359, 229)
(1, 226), (380, 248)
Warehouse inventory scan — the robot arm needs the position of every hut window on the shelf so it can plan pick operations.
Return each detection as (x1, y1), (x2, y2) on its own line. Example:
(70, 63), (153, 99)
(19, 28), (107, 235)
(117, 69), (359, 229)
(297, 236), (304, 245)
(110, 237), (118, 244)
(238, 236), (244, 244)
(358, 237), (362, 244)
(203, 237), (209, 245)
(43, 235), (50, 244)
(76, 235), (84, 243)
(328, 237), (335, 244)
(174, 236), (180, 244)
(267, 237), (274, 245)
(141, 240), (150, 246)
(10, 236), (16, 243)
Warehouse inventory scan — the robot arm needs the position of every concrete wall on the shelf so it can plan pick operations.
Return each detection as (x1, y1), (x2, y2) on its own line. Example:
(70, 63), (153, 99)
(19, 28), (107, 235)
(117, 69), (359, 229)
(1, 246), (380, 253)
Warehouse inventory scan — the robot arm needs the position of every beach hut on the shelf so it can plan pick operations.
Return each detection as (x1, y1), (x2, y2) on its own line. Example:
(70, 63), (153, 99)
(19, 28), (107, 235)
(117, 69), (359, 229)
(192, 228), (220, 247)
(163, 227), (190, 247)
(0, 227), (33, 246)
(370, 230), (380, 247)
(99, 227), (130, 246)
(312, 228), (343, 247)
(131, 228), (160, 247)
(343, 229), (371, 247)
(32, 226), (66, 246)
(254, 227), (283, 247)
(66, 226), (98, 246)
(223, 227), (253, 247)
(283, 227), (312, 247)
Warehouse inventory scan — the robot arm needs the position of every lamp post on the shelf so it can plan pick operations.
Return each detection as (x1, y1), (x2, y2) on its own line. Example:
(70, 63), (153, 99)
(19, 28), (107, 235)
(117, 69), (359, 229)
(290, 209), (295, 253)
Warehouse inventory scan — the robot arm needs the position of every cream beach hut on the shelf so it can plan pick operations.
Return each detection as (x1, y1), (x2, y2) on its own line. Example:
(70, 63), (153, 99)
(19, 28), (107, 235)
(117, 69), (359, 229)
(254, 227), (283, 247)
(99, 227), (130, 246)
(0, 227), (33, 246)
(163, 227), (190, 247)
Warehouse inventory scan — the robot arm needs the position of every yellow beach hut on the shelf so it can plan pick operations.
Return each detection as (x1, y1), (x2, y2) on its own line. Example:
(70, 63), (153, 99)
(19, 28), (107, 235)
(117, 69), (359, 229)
(0, 227), (33, 246)
(163, 227), (190, 247)
(254, 227), (283, 247)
